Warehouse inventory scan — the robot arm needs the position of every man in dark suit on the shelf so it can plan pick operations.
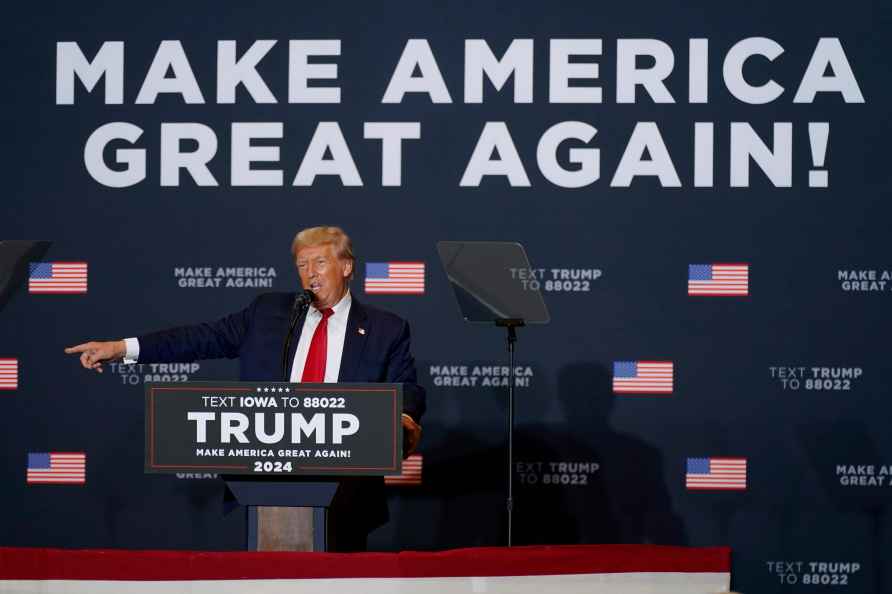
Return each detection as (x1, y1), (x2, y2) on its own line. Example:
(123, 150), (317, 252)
(65, 226), (425, 551)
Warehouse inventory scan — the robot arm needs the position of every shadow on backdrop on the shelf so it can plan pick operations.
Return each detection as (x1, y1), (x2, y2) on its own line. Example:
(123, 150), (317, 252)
(387, 361), (687, 547)
(798, 420), (886, 594)
(530, 361), (688, 544)
(0, 240), (51, 313)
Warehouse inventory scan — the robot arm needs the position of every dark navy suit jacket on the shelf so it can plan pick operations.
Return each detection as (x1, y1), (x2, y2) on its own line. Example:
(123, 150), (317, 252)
(137, 292), (426, 533)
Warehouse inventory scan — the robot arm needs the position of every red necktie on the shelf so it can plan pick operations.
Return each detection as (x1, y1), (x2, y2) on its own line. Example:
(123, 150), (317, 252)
(301, 308), (334, 382)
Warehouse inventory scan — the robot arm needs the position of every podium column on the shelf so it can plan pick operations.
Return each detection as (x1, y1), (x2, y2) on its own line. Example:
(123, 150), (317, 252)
(228, 481), (337, 552)
(250, 506), (326, 551)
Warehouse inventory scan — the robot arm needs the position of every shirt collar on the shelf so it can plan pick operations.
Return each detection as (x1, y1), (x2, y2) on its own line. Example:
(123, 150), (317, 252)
(309, 290), (351, 319)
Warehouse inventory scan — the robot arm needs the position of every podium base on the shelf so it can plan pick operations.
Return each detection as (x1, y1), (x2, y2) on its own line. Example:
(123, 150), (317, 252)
(225, 480), (338, 551)
(248, 506), (327, 551)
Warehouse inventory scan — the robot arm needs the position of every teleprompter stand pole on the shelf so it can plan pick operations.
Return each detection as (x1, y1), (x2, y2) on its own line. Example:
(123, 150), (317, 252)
(495, 317), (525, 547)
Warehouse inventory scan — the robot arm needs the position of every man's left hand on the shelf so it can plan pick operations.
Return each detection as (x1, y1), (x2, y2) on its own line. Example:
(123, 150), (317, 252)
(401, 414), (422, 459)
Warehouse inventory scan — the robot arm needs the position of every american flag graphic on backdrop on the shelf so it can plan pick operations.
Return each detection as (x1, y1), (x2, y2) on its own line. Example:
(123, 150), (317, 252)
(364, 262), (425, 294)
(384, 454), (423, 486)
(28, 262), (88, 294)
(612, 361), (674, 394)
(26, 452), (86, 485)
(685, 457), (747, 490)
(0, 358), (17, 390)
(687, 263), (749, 296)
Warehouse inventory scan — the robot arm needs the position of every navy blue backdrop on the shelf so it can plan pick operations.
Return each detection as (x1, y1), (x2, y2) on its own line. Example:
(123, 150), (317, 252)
(2, 1), (891, 593)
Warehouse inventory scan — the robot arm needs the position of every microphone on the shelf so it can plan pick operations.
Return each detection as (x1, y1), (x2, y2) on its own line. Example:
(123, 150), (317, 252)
(290, 288), (316, 320)
(282, 289), (316, 379)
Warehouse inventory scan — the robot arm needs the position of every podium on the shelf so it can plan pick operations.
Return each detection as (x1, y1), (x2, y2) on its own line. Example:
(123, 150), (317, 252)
(145, 381), (404, 552)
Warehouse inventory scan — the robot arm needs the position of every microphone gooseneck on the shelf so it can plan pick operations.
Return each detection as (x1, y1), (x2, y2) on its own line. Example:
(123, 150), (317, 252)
(281, 289), (316, 380)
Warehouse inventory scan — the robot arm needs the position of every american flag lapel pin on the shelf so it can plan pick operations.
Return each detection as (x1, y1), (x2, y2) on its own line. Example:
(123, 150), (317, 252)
(358, 328), (366, 335)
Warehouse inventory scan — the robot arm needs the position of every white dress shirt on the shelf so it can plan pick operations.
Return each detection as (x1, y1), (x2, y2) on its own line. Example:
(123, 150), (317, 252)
(123, 291), (353, 384)
(289, 291), (351, 382)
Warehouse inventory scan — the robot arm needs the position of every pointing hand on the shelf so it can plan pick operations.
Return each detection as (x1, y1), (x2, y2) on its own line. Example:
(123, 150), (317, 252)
(64, 340), (127, 373)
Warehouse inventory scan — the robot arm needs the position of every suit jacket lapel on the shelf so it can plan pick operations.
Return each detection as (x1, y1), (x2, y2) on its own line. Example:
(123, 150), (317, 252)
(339, 297), (369, 382)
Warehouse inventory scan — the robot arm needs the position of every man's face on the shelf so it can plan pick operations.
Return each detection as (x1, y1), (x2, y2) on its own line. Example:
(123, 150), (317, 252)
(295, 244), (352, 310)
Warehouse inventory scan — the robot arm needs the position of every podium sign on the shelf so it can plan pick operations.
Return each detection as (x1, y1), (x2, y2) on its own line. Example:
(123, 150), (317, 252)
(145, 382), (402, 476)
